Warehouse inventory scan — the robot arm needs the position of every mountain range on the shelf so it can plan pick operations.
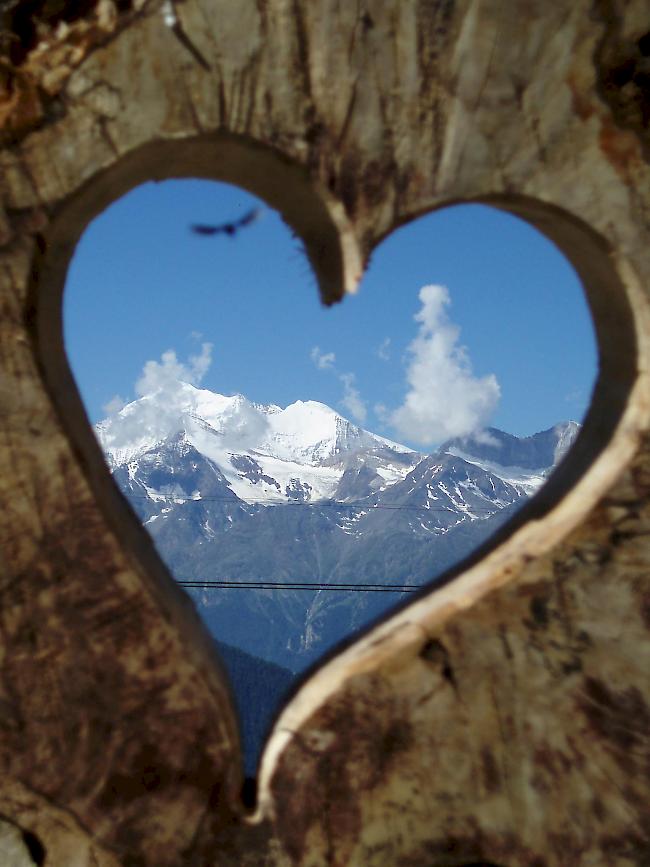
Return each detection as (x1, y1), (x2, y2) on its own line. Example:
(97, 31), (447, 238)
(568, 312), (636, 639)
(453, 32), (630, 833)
(96, 383), (579, 672)
(96, 383), (579, 773)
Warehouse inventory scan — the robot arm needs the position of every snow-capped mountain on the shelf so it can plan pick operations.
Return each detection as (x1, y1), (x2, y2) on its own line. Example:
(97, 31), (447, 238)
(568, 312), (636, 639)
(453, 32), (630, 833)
(442, 422), (581, 494)
(97, 383), (419, 505)
(95, 385), (580, 673)
(95, 387), (580, 771)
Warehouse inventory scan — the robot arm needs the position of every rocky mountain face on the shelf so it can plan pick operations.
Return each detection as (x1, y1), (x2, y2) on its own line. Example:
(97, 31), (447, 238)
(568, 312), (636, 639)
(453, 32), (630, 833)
(97, 384), (579, 673)
(443, 423), (581, 487)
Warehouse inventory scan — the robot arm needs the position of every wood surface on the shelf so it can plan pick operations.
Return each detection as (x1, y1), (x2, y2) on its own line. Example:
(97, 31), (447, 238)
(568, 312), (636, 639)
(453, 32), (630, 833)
(0, 1), (648, 864)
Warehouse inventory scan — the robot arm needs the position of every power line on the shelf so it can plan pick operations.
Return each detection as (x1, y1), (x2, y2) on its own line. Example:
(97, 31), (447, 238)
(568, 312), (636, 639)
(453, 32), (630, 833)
(178, 579), (419, 593)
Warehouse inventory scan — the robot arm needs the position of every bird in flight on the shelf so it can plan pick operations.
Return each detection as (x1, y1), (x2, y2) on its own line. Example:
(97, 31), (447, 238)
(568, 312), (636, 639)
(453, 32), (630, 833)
(190, 207), (262, 237)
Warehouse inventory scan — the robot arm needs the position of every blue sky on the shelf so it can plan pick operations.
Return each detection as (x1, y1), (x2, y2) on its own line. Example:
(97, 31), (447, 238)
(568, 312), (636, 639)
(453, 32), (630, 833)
(64, 179), (597, 449)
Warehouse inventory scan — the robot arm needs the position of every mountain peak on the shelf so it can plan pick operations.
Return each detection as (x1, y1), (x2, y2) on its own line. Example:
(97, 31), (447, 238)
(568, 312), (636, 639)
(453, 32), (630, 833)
(440, 421), (582, 495)
(95, 383), (419, 502)
(96, 382), (580, 506)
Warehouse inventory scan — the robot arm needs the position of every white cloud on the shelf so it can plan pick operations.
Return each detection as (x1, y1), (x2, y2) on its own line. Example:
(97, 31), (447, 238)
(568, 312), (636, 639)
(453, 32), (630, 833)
(188, 342), (213, 382)
(310, 346), (336, 370)
(135, 342), (213, 397)
(103, 394), (127, 416)
(99, 341), (270, 454)
(564, 387), (584, 406)
(100, 343), (214, 447)
(340, 373), (367, 424)
(389, 285), (500, 446)
(377, 337), (391, 361)
(215, 397), (271, 448)
(374, 402), (388, 423)
(471, 428), (501, 447)
(311, 346), (368, 426)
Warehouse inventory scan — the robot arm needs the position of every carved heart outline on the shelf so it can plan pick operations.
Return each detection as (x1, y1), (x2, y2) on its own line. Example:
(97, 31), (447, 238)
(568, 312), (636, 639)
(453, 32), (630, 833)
(17, 129), (642, 858)
(1, 1), (648, 861)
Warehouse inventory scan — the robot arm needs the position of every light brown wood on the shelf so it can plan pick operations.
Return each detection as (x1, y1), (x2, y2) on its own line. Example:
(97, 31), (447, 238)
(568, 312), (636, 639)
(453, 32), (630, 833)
(0, 1), (648, 864)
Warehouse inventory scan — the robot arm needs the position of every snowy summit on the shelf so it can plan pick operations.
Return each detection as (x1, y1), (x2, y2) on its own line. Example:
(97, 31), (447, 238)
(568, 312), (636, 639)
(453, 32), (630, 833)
(94, 380), (581, 676)
(96, 382), (419, 504)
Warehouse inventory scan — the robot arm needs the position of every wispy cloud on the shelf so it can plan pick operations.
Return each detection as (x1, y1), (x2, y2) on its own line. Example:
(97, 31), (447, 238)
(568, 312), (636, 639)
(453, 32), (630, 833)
(389, 285), (500, 446)
(310, 347), (368, 424)
(103, 394), (127, 416)
(564, 387), (584, 406)
(376, 337), (391, 361)
(101, 341), (270, 451)
(310, 346), (336, 370)
(471, 428), (501, 447)
(340, 373), (367, 424)
(101, 342), (215, 443)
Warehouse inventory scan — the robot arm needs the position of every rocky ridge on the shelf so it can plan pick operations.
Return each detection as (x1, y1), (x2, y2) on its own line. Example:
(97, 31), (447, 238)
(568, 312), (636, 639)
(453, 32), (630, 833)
(96, 384), (579, 671)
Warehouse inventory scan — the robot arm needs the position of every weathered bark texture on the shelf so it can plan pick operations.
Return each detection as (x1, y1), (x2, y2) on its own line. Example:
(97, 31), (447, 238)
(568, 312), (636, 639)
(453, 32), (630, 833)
(0, 1), (649, 865)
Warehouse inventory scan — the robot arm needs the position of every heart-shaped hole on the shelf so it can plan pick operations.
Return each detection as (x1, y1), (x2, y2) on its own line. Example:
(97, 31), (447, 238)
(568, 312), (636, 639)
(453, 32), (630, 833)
(63, 179), (597, 776)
